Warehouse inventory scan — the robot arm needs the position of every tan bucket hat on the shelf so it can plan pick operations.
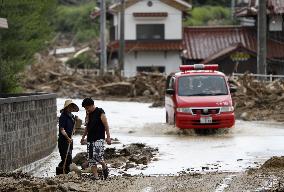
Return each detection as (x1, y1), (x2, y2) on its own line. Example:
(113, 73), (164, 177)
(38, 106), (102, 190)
(60, 99), (79, 112)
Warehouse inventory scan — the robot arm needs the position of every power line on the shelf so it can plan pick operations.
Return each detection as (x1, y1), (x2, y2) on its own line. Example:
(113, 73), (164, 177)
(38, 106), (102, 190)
(257, 0), (267, 75)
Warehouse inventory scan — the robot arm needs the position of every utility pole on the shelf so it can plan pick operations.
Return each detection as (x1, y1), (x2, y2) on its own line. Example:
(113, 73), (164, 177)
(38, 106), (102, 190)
(0, 18), (8, 92)
(257, 0), (267, 76)
(100, 0), (107, 75)
(119, 0), (125, 76)
(231, 0), (235, 20)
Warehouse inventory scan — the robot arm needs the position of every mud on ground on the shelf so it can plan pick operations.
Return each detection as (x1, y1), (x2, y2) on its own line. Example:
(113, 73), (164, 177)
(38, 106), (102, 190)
(2, 158), (284, 192)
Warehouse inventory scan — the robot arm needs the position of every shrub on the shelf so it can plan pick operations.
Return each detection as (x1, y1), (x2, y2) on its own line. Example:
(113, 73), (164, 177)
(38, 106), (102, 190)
(184, 6), (234, 26)
(0, 60), (25, 93)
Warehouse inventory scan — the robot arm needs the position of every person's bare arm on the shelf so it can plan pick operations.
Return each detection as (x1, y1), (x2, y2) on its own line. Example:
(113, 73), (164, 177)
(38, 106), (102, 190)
(60, 128), (72, 143)
(81, 112), (89, 144)
(80, 126), (88, 144)
(101, 114), (111, 145)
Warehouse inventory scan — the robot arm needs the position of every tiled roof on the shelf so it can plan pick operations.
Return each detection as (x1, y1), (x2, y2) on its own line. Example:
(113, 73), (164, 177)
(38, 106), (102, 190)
(110, 0), (191, 12)
(160, 0), (192, 11)
(182, 26), (284, 61)
(183, 26), (256, 60)
(109, 0), (140, 12)
(235, 0), (284, 16)
(108, 40), (183, 52)
(133, 12), (168, 17)
(268, 0), (284, 14)
(201, 43), (256, 64)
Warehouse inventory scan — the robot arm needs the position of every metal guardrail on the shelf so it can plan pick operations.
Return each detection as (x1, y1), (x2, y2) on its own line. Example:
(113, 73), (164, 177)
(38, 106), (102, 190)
(71, 69), (117, 76)
(232, 73), (284, 82)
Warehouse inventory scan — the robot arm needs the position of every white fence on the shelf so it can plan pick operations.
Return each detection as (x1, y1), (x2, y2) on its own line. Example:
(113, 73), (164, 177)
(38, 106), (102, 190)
(232, 73), (284, 82)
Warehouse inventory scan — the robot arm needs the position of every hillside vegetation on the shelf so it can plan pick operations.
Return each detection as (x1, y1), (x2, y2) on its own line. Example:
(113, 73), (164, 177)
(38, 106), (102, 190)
(0, 1), (99, 93)
(191, 0), (231, 7)
(0, 0), (57, 93)
(184, 6), (234, 26)
(55, 2), (99, 43)
(0, 0), (234, 93)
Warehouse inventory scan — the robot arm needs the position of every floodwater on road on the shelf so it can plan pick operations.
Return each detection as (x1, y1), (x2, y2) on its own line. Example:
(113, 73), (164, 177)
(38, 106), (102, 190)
(22, 98), (284, 177)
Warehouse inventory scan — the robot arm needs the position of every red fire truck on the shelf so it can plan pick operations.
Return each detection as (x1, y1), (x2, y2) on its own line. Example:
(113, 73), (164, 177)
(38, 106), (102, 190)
(165, 64), (236, 129)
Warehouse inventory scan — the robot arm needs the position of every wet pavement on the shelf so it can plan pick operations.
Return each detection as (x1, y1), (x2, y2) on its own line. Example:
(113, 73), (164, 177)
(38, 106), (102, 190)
(19, 98), (284, 178)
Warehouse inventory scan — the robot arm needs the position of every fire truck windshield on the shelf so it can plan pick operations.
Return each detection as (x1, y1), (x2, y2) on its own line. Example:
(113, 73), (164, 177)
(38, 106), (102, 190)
(178, 75), (228, 96)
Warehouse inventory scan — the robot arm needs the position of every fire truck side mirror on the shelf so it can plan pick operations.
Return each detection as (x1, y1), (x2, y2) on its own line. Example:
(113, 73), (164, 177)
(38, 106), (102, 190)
(229, 86), (237, 93)
(166, 89), (175, 95)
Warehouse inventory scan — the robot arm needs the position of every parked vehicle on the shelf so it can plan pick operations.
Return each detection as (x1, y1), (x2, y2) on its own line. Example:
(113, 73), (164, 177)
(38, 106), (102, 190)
(165, 64), (236, 129)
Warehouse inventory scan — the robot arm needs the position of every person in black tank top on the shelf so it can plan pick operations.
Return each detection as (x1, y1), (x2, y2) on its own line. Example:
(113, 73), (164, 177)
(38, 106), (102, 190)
(81, 98), (111, 180)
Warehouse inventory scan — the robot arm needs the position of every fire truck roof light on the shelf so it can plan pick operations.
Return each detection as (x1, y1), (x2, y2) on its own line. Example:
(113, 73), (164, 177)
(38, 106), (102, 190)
(179, 64), (219, 72)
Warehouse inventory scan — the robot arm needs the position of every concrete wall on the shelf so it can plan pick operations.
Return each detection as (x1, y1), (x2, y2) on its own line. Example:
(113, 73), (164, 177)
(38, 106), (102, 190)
(0, 93), (57, 172)
(124, 51), (181, 77)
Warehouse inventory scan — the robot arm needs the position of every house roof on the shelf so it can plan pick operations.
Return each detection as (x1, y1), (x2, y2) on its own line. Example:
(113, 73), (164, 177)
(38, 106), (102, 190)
(108, 40), (183, 52)
(268, 0), (284, 14)
(182, 26), (284, 61)
(201, 43), (256, 64)
(109, 0), (191, 12)
(235, 0), (284, 17)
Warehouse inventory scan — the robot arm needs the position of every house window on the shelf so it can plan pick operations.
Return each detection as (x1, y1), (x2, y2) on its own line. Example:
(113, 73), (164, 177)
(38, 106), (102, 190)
(136, 24), (165, 40)
(164, 51), (168, 59)
(137, 66), (165, 73)
(134, 51), (138, 59)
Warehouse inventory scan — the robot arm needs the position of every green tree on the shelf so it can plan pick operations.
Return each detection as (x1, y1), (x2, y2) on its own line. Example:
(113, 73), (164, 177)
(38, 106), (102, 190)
(184, 6), (234, 26)
(0, 0), (56, 93)
(55, 2), (99, 43)
(191, 0), (232, 7)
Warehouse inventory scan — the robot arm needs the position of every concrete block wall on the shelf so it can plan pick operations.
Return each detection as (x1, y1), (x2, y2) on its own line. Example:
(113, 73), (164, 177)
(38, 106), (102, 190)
(0, 93), (57, 172)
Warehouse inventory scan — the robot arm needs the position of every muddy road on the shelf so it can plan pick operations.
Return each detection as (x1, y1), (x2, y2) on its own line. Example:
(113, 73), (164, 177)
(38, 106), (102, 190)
(17, 99), (284, 178)
(10, 99), (284, 191)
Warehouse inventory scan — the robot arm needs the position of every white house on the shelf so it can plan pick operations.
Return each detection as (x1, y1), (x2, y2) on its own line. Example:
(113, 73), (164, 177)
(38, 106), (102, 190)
(108, 0), (191, 77)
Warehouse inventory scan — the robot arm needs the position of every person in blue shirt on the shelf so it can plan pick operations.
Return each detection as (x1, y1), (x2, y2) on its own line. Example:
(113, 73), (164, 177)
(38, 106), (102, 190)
(57, 100), (79, 174)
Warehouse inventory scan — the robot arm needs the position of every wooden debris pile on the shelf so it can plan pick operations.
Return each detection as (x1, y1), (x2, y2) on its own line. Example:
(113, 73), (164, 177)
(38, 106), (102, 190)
(21, 57), (166, 105)
(230, 74), (284, 121)
(128, 72), (166, 107)
(21, 57), (284, 121)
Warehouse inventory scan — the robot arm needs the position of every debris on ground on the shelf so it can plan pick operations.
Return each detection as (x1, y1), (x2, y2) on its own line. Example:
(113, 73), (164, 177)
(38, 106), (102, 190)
(72, 143), (159, 172)
(230, 74), (284, 122)
(21, 57), (284, 121)
(21, 55), (166, 106)
(2, 165), (284, 192)
(260, 156), (284, 169)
